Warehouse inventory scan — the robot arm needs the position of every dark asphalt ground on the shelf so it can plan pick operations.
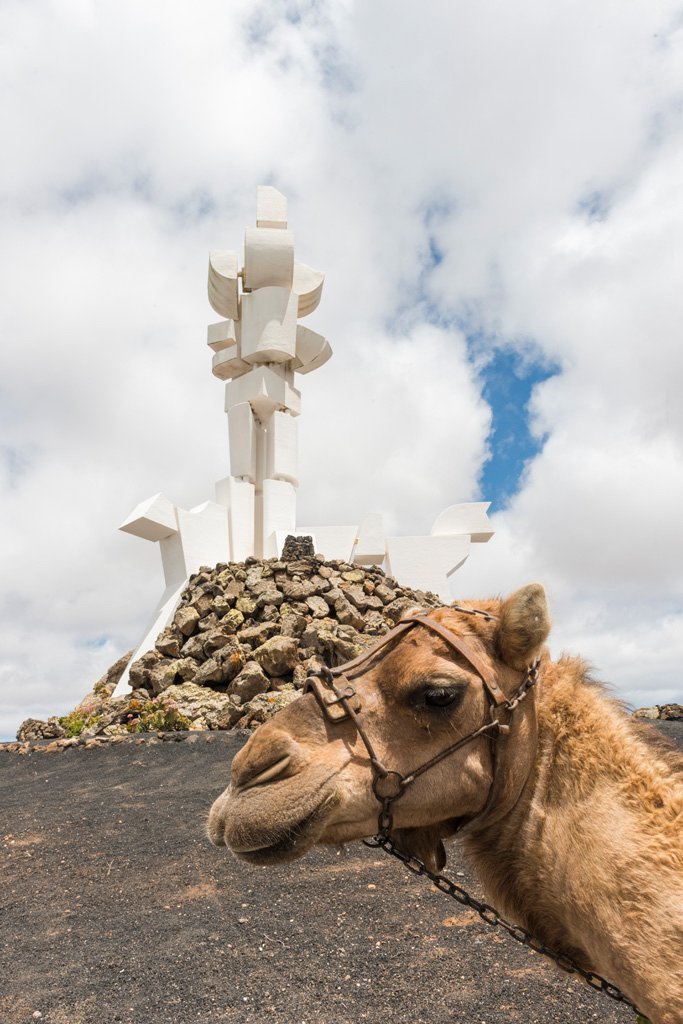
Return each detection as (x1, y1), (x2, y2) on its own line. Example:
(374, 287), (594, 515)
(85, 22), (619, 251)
(2, 723), (681, 1024)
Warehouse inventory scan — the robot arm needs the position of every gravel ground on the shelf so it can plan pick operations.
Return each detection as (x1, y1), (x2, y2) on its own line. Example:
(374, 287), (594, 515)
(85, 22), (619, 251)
(2, 724), (680, 1024)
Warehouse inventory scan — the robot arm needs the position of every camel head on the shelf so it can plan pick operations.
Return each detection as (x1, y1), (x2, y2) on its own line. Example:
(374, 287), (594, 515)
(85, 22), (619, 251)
(208, 584), (551, 871)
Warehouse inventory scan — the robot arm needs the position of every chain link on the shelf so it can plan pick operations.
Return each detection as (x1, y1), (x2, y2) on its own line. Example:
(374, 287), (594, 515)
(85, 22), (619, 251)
(366, 833), (644, 1017)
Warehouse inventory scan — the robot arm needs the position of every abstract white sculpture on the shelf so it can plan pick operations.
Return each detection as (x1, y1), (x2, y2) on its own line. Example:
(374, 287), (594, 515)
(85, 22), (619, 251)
(113, 188), (493, 697)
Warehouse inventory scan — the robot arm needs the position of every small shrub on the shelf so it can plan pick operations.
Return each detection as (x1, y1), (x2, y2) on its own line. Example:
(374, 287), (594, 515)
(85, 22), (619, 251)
(125, 697), (191, 733)
(58, 711), (102, 737)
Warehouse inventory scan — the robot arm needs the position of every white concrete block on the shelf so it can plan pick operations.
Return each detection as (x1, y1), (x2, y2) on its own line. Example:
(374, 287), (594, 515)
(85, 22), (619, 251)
(241, 287), (298, 364)
(208, 251), (240, 321)
(176, 501), (230, 576)
(267, 410), (298, 485)
(292, 261), (325, 317)
(297, 525), (357, 562)
(224, 364), (301, 418)
(212, 347), (251, 381)
(262, 479), (296, 558)
(352, 513), (386, 566)
(431, 502), (494, 543)
(207, 319), (237, 352)
(228, 402), (257, 482)
(160, 533), (189, 588)
(215, 476), (255, 562)
(111, 580), (187, 698)
(294, 325), (333, 374)
(119, 493), (178, 542)
(384, 535), (472, 602)
(243, 228), (294, 291)
(256, 185), (287, 229)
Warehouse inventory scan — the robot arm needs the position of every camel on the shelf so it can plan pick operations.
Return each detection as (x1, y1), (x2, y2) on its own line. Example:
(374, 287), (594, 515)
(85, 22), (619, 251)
(208, 584), (683, 1024)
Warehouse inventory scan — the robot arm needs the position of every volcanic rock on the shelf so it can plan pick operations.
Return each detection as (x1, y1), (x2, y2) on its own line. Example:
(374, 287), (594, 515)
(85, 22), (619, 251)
(21, 556), (442, 739)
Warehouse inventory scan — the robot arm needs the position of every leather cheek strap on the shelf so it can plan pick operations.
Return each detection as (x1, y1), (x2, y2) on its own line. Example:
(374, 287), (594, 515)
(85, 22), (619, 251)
(404, 616), (507, 706)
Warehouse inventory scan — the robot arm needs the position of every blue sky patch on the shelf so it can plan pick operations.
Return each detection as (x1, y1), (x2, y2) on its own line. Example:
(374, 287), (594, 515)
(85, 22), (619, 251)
(2, 445), (34, 488)
(577, 189), (610, 222)
(81, 635), (110, 650)
(477, 348), (559, 510)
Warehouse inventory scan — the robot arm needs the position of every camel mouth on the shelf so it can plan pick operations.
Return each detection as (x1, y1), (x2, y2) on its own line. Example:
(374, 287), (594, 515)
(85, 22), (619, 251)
(231, 805), (331, 865)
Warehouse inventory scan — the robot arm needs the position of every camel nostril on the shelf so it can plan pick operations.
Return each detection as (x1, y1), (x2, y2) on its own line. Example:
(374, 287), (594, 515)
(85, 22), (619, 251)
(230, 727), (302, 792)
(238, 755), (292, 791)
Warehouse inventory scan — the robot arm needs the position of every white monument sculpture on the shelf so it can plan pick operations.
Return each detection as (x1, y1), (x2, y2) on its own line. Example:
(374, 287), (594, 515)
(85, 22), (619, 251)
(114, 187), (493, 695)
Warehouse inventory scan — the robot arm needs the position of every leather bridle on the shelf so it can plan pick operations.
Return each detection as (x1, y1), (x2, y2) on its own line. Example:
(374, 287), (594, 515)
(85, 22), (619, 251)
(303, 608), (540, 838)
(302, 612), (645, 1019)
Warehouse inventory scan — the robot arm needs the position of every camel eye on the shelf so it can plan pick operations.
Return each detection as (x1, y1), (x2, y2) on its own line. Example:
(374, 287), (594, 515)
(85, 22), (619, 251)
(423, 687), (463, 710)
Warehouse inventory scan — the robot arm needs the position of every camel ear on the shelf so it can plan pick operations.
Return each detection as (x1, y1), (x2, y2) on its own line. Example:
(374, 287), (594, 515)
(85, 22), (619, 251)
(497, 583), (551, 670)
(390, 826), (446, 872)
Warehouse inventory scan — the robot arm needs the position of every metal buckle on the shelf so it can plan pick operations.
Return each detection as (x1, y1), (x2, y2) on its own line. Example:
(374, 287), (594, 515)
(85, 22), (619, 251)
(303, 674), (361, 722)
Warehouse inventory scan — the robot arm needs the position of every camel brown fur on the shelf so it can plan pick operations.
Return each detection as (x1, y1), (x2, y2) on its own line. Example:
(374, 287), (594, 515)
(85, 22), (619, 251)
(208, 584), (683, 1024)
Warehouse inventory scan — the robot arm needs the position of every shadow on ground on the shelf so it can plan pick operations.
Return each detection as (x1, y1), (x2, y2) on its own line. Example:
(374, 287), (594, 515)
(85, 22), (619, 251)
(3, 726), (680, 1024)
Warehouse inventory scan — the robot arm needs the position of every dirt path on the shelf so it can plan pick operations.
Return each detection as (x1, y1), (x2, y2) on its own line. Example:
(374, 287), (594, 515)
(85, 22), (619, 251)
(2, 726), (680, 1024)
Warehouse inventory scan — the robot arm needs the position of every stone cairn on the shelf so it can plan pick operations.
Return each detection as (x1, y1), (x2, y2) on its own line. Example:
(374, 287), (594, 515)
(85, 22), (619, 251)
(14, 548), (442, 748)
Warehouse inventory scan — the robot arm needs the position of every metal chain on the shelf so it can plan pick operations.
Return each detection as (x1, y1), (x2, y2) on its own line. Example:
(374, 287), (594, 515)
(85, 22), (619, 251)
(311, 612), (645, 1020)
(365, 833), (644, 1018)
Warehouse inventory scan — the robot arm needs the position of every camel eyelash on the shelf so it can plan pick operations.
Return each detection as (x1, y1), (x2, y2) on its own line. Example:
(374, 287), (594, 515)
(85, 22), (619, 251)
(410, 680), (468, 712)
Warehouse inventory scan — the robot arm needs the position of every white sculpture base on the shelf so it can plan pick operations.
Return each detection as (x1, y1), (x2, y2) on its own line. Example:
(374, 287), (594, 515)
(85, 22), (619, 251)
(112, 492), (493, 699)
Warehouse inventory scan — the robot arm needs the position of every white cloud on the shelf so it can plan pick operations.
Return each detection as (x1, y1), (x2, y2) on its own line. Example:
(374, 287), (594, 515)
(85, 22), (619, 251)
(1, 0), (682, 737)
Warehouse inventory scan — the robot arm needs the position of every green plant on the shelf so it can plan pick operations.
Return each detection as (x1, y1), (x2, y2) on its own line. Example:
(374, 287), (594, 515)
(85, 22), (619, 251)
(58, 711), (102, 737)
(125, 697), (191, 733)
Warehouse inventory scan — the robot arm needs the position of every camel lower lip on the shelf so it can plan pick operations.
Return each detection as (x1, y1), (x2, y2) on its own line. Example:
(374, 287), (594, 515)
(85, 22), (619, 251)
(230, 805), (330, 861)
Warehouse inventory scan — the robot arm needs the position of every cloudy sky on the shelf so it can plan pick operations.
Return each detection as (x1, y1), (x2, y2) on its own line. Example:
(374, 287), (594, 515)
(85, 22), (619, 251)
(1, 0), (682, 738)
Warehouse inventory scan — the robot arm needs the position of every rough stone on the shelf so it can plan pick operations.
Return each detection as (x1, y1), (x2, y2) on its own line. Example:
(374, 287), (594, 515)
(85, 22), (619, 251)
(215, 698), (244, 730)
(253, 636), (299, 677)
(197, 612), (219, 632)
(229, 661), (270, 702)
(155, 633), (181, 658)
(202, 628), (234, 655)
(149, 662), (179, 696)
(344, 585), (384, 612)
(341, 570), (364, 583)
(374, 584), (397, 604)
(334, 597), (365, 630)
(238, 687), (301, 726)
(175, 606), (200, 637)
(92, 649), (134, 697)
(17, 718), (63, 742)
(162, 682), (238, 730)
(193, 658), (225, 686)
(212, 594), (235, 616)
(221, 608), (244, 632)
(385, 597), (423, 622)
(238, 622), (280, 647)
(286, 560), (315, 575)
(280, 613), (308, 637)
(633, 706), (659, 720)
(306, 595), (330, 619)
(175, 658), (200, 681)
(282, 535), (314, 559)
(215, 639), (246, 681)
(236, 596), (257, 615)
(190, 592), (214, 618)
(362, 610), (388, 635)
